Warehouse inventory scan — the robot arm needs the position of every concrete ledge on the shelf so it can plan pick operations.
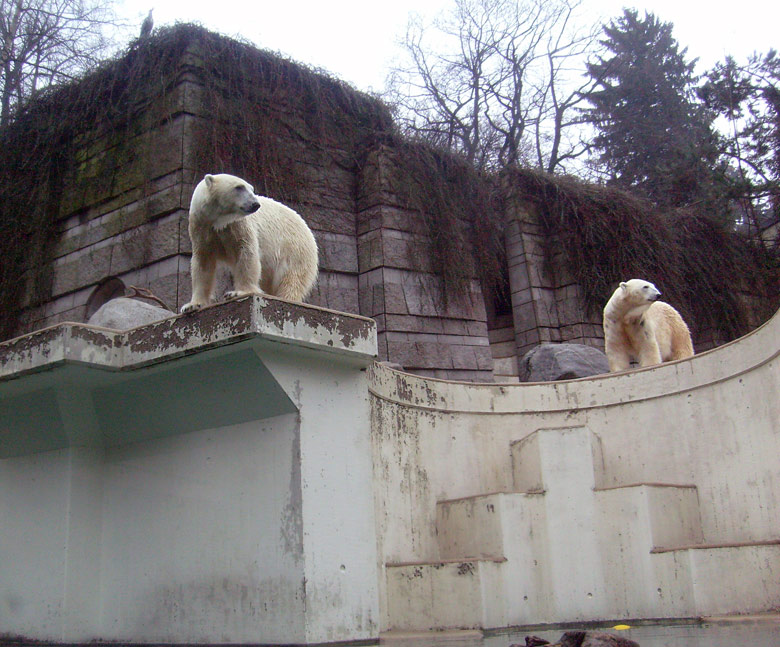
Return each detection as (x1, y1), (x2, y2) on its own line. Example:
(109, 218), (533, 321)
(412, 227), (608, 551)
(0, 295), (380, 644)
(0, 297), (377, 458)
(386, 557), (508, 567)
(651, 539), (780, 554)
(368, 306), (780, 413)
(0, 295), (378, 380)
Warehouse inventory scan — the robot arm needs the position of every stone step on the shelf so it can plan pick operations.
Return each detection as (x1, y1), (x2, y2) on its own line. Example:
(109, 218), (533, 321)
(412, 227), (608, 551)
(436, 491), (544, 561)
(384, 558), (507, 631)
(596, 482), (704, 555)
(431, 482), (705, 624)
(386, 538), (780, 631)
(510, 425), (606, 493)
(651, 540), (780, 616)
(386, 427), (778, 631)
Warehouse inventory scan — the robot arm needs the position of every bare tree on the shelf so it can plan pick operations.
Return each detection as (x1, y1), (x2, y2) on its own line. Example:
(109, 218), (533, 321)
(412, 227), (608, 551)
(531, 9), (601, 172)
(386, 0), (600, 172)
(0, 0), (121, 126)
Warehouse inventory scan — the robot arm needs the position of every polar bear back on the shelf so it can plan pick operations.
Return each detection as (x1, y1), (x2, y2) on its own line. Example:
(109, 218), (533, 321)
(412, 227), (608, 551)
(615, 301), (693, 363)
(250, 196), (318, 296)
(642, 301), (694, 361)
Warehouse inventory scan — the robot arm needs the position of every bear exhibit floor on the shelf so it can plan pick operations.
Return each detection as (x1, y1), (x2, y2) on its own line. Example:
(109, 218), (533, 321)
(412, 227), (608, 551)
(3, 616), (780, 646)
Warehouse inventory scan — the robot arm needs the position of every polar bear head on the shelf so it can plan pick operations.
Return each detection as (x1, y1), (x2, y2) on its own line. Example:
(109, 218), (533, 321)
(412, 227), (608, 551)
(617, 278), (661, 307)
(604, 278), (662, 321)
(190, 173), (261, 230)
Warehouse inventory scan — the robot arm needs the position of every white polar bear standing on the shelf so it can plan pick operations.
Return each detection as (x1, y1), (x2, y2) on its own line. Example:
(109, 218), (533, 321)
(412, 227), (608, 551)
(603, 278), (694, 372)
(181, 173), (319, 313)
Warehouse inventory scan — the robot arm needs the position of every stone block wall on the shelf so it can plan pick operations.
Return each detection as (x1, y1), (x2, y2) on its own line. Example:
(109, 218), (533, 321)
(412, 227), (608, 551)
(18, 76), (195, 332)
(503, 200), (603, 360)
(356, 147), (494, 381)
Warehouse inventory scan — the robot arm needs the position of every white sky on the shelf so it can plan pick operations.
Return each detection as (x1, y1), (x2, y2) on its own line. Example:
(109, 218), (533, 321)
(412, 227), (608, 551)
(117, 0), (778, 93)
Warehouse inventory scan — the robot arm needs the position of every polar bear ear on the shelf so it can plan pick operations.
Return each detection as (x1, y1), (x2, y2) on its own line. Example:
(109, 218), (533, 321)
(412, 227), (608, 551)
(204, 174), (215, 189)
(619, 282), (628, 290)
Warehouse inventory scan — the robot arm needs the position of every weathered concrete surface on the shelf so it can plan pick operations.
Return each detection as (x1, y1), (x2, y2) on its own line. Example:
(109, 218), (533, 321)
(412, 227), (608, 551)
(0, 297), (378, 644)
(371, 306), (780, 630)
(1, 295), (377, 383)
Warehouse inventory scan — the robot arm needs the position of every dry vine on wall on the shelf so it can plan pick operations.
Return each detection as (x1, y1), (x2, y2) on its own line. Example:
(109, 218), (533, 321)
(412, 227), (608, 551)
(379, 137), (509, 310)
(509, 168), (780, 341)
(0, 28), (195, 339)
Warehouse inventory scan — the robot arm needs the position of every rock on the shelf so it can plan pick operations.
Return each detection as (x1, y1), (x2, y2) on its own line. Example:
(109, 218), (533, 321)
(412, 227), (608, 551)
(561, 630), (640, 647)
(86, 297), (174, 330)
(519, 343), (609, 382)
(518, 631), (639, 647)
(379, 361), (406, 372)
(522, 637), (551, 647)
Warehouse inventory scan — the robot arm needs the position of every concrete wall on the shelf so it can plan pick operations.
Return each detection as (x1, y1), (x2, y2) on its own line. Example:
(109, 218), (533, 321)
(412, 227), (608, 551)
(2, 295), (779, 641)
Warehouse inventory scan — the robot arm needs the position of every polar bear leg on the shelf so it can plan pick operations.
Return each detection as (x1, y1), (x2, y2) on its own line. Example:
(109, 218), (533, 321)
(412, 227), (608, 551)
(604, 335), (632, 372)
(225, 247), (263, 300)
(274, 269), (314, 302)
(607, 349), (632, 372)
(181, 252), (217, 313)
(637, 339), (662, 367)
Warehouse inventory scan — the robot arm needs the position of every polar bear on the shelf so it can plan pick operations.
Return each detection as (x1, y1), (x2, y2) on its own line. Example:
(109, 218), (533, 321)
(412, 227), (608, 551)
(603, 279), (694, 372)
(181, 173), (318, 313)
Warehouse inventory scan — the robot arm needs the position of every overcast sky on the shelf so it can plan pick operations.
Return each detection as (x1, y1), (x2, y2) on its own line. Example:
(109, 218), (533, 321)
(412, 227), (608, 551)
(117, 0), (778, 93)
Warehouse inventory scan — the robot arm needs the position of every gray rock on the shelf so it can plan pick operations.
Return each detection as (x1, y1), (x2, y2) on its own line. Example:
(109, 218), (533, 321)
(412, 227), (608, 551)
(519, 343), (609, 382)
(379, 361), (406, 372)
(86, 297), (174, 330)
(519, 630), (639, 647)
(562, 630), (640, 647)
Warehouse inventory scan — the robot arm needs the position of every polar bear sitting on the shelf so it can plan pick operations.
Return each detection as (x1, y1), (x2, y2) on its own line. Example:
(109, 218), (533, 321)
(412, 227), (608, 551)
(181, 173), (318, 313)
(603, 279), (694, 372)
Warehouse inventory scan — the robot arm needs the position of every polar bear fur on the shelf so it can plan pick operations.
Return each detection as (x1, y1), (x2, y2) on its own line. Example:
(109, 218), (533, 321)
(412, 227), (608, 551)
(181, 173), (318, 313)
(603, 278), (694, 372)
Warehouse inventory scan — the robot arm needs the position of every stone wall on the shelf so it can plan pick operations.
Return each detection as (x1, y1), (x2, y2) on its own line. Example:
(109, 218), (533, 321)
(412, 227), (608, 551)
(356, 147), (494, 381)
(504, 200), (604, 361)
(18, 74), (194, 331)
(8, 30), (494, 382)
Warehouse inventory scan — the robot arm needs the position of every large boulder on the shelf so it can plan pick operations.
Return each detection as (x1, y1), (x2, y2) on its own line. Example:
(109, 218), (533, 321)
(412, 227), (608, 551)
(86, 297), (174, 330)
(519, 343), (609, 382)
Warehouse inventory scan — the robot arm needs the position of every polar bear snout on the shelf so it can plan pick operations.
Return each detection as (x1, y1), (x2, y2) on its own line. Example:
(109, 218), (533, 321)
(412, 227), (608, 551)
(638, 281), (661, 302)
(239, 196), (261, 214)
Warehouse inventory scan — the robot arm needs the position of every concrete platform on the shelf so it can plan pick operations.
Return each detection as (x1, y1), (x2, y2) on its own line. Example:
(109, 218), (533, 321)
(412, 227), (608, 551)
(0, 296), (379, 645)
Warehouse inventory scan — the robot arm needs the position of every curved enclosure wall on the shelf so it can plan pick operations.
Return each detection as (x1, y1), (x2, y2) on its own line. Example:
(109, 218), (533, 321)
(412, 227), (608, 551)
(371, 307), (780, 628)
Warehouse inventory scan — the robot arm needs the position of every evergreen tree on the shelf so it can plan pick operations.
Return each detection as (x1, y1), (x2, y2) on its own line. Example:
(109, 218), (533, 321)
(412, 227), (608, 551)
(583, 9), (725, 213)
(700, 51), (780, 237)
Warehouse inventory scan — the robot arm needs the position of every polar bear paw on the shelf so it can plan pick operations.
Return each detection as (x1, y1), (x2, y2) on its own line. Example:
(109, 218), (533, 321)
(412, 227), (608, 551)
(180, 301), (204, 314)
(224, 289), (264, 301)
